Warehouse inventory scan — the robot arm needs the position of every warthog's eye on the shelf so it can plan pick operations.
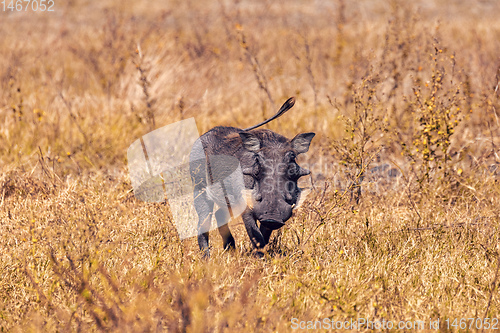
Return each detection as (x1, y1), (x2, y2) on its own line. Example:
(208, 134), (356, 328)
(285, 151), (297, 163)
(287, 162), (300, 180)
(243, 158), (262, 179)
(252, 160), (262, 178)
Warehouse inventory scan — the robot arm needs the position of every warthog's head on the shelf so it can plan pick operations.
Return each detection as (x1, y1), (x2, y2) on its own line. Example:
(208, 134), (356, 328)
(239, 130), (315, 230)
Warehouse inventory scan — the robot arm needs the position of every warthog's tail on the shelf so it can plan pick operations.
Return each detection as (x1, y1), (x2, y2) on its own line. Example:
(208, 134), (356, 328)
(243, 97), (295, 131)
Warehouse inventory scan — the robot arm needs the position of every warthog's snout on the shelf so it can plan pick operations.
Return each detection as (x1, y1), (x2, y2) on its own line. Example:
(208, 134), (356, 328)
(252, 186), (294, 229)
(260, 219), (286, 230)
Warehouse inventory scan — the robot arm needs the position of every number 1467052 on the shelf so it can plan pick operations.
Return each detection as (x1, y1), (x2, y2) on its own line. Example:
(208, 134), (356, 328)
(445, 318), (499, 330)
(2, 0), (54, 11)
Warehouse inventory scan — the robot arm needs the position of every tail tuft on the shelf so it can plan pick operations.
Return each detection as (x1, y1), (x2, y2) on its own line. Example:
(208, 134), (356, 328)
(244, 97), (296, 131)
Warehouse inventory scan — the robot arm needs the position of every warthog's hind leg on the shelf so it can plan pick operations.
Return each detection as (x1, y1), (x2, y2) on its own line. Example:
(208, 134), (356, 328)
(215, 208), (235, 250)
(194, 188), (214, 259)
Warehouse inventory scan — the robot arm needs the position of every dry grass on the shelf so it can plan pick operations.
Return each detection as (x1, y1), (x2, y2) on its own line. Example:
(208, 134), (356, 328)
(1, 0), (500, 331)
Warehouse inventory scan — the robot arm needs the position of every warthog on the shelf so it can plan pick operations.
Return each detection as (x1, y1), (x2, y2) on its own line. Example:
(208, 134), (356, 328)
(190, 98), (315, 257)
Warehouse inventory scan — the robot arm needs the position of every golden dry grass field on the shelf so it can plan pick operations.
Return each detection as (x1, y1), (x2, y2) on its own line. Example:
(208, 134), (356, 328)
(1, 0), (500, 331)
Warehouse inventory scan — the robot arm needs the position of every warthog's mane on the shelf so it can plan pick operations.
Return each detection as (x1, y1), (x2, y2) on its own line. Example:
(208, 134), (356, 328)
(220, 127), (291, 150)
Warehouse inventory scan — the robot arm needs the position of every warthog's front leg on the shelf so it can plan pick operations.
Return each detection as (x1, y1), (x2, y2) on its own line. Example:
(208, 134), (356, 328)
(242, 208), (266, 249)
(259, 224), (273, 245)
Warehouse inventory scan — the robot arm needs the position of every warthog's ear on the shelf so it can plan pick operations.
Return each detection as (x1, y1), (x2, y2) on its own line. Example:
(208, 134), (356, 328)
(291, 132), (315, 154)
(239, 132), (261, 152)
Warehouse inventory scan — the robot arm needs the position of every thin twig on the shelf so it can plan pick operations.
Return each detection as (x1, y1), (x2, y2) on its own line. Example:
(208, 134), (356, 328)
(388, 158), (422, 223)
(134, 43), (156, 130)
(58, 92), (90, 145)
(236, 26), (275, 110)
(483, 251), (500, 326)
